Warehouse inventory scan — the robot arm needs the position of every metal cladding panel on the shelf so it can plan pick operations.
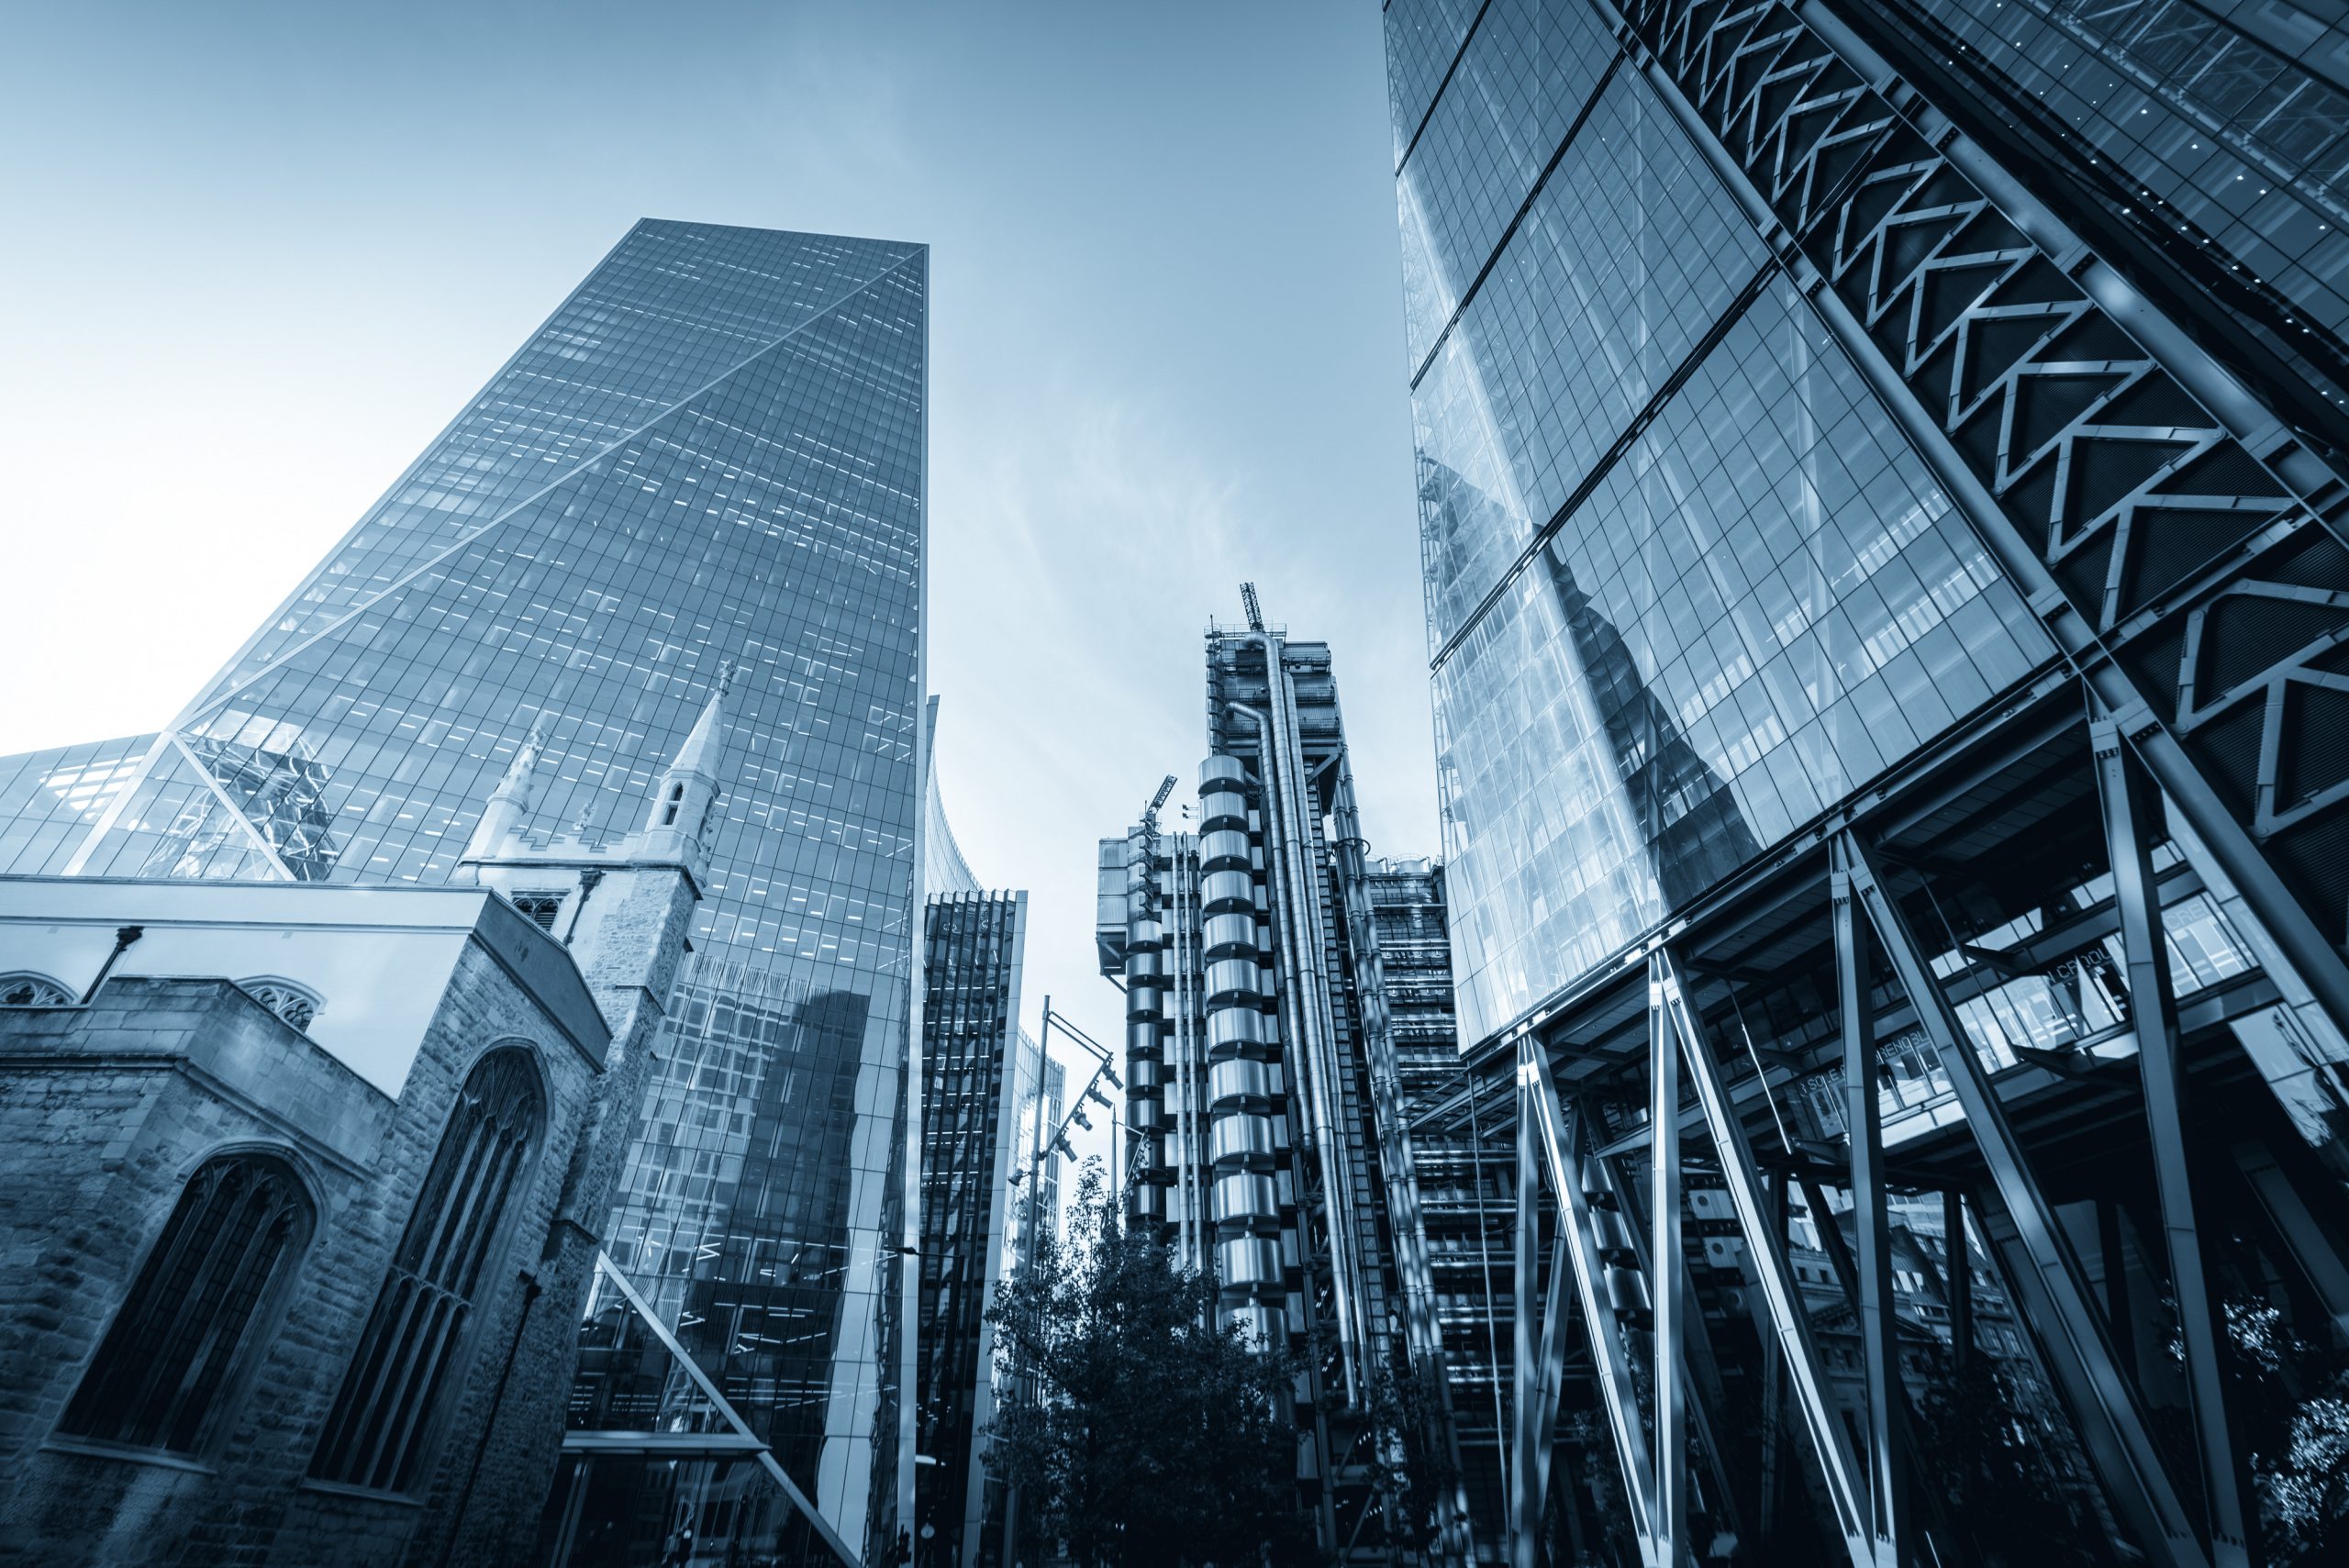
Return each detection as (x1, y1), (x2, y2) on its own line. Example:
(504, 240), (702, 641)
(1206, 958), (1264, 1003)
(1207, 1006), (1268, 1050)
(1218, 1236), (1286, 1287)
(1209, 1112), (1279, 1164)
(1199, 829), (1254, 870)
(1213, 1173), (1282, 1226)
(1200, 869), (1257, 910)
(1208, 1057), (1276, 1106)
(1202, 912), (1260, 956)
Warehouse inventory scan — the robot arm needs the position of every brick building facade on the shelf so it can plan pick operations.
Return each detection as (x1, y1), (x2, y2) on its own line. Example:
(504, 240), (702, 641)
(0, 684), (724, 1567)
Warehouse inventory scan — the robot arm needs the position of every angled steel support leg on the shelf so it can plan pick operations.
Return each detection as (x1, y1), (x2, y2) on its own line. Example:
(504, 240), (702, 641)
(2093, 717), (2253, 1568)
(1946, 1190), (1972, 1381)
(1669, 1250), (1747, 1548)
(1513, 1059), (1542, 1568)
(1581, 1115), (1745, 1552)
(1832, 842), (1909, 1565)
(1648, 955), (1687, 1561)
(1655, 951), (1876, 1568)
(1530, 1233), (1572, 1557)
(1521, 1037), (1665, 1567)
(1758, 1173), (1787, 1541)
(1840, 830), (2212, 1568)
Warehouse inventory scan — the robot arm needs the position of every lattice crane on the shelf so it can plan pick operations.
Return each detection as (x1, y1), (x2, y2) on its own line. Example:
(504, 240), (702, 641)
(1141, 773), (1177, 834)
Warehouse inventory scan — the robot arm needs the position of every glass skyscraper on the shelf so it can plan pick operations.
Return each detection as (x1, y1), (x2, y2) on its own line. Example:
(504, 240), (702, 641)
(0, 219), (928, 1560)
(1393, 0), (2050, 1046)
(1390, 6), (2349, 1567)
(914, 887), (1026, 1568)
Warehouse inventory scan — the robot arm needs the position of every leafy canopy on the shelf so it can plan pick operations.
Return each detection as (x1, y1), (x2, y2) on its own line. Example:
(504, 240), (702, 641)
(985, 1164), (1316, 1568)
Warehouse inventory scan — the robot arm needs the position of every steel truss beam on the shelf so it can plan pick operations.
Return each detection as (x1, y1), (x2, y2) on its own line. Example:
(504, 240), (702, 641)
(1840, 830), (2211, 1568)
(1647, 956), (1688, 1558)
(2091, 716), (2253, 1567)
(1830, 843), (1909, 1563)
(1508, 988), (1878, 1565)
(1603, 0), (2349, 1117)
(1517, 1037), (1665, 1567)
(1653, 953), (1876, 1568)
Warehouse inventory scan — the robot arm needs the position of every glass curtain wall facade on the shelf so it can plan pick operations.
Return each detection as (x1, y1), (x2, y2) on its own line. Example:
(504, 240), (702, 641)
(1392, 0), (2049, 1045)
(1390, 5), (2349, 1567)
(0, 219), (929, 1562)
(914, 889), (1030, 1568)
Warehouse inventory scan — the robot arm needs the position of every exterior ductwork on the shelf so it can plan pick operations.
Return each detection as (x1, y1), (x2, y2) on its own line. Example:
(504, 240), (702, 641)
(1163, 844), (1208, 1273)
(1197, 755), (1284, 1349)
(1230, 672), (1369, 1405)
(1328, 754), (1444, 1374)
(1123, 825), (1170, 1227)
(1095, 619), (1463, 1562)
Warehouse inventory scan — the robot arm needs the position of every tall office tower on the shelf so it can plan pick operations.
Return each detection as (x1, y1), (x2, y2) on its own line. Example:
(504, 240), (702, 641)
(1096, 614), (1460, 1562)
(912, 742), (1062, 1568)
(0, 220), (929, 1564)
(1368, 859), (1514, 1556)
(1389, 4), (2349, 1566)
(913, 881), (1049, 1568)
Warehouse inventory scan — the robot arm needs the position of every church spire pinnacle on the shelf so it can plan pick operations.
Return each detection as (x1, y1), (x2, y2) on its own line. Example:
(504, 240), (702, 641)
(664, 662), (735, 782)
(462, 719), (550, 862)
(491, 720), (546, 806)
(639, 662), (734, 862)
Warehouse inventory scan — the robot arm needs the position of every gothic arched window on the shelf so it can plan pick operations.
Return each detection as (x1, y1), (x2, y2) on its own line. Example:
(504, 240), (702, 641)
(237, 977), (323, 1032)
(61, 1153), (314, 1453)
(0, 972), (73, 1006)
(309, 1046), (545, 1493)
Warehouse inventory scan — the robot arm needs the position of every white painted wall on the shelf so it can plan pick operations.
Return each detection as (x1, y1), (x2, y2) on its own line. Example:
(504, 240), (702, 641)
(0, 879), (496, 1096)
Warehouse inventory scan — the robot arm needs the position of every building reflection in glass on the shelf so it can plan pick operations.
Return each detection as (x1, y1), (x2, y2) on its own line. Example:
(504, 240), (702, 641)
(0, 220), (930, 1560)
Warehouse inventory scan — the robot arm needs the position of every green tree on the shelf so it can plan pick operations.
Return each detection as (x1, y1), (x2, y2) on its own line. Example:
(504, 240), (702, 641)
(1910, 1361), (2112, 1568)
(985, 1163), (1317, 1568)
(2203, 1296), (2349, 1562)
(1355, 1359), (1460, 1558)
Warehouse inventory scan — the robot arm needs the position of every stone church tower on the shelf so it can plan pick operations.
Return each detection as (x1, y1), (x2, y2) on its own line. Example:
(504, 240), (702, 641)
(423, 673), (731, 1566)
(0, 679), (722, 1568)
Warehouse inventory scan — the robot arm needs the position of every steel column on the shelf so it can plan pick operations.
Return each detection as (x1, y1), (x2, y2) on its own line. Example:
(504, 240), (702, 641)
(1758, 1172), (1787, 1541)
(1647, 955), (1687, 1559)
(1841, 830), (2211, 1568)
(1946, 1190), (1972, 1382)
(1832, 841), (1909, 1564)
(1512, 1059), (1542, 1568)
(1584, 1118), (1746, 1549)
(2099, 1200), (2138, 1375)
(1529, 1234), (1572, 1561)
(1655, 952), (1876, 1568)
(2092, 717), (2252, 1568)
(1520, 1037), (1665, 1568)
(2232, 1140), (2349, 1335)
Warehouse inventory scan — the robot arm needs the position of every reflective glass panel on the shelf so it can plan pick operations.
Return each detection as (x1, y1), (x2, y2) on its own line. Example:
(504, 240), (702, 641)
(1415, 69), (1769, 642)
(10, 221), (927, 1559)
(1431, 279), (2052, 1042)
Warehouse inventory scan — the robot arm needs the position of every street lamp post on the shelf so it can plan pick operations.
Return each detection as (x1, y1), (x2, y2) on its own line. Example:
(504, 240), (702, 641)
(998, 997), (1120, 1568)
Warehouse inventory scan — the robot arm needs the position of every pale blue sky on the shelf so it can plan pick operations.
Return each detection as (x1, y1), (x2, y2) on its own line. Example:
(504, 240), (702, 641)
(0, 0), (1434, 1152)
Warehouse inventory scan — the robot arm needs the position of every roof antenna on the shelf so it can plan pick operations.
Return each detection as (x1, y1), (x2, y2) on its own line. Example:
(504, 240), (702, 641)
(1141, 773), (1177, 834)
